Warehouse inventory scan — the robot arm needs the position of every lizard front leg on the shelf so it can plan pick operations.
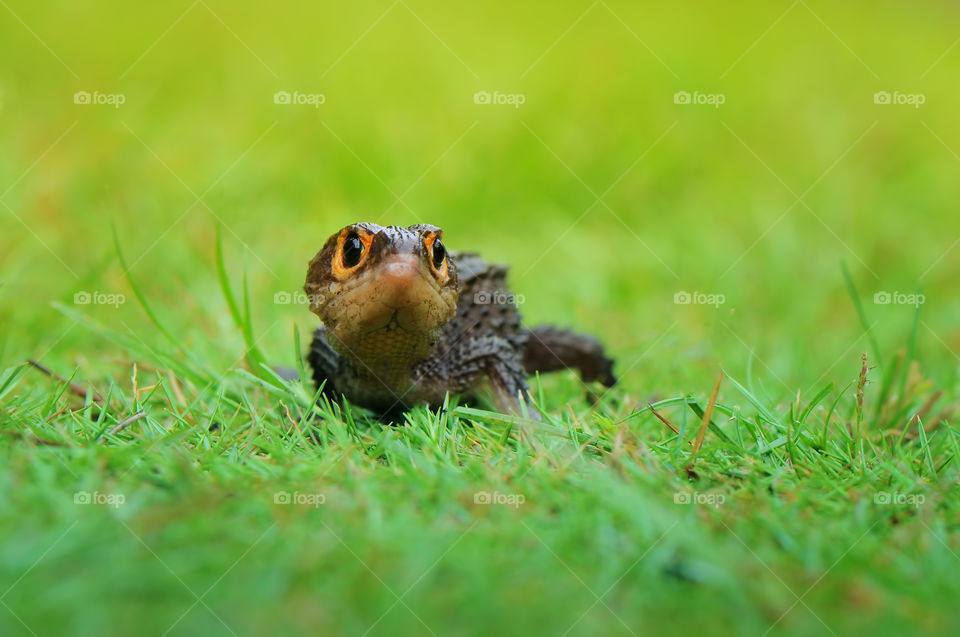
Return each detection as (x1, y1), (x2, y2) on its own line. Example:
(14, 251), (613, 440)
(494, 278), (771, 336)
(417, 334), (537, 418)
(307, 326), (343, 405)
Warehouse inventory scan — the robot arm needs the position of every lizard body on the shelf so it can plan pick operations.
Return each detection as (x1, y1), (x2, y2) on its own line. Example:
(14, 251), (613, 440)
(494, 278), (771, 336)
(303, 223), (615, 418)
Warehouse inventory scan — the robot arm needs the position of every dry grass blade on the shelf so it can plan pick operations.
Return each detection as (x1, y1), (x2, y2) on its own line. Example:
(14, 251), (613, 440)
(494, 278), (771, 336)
(693, 373), (724, 454)
(28, 360), (104, 405)
(648, 403), (680, 435)
(107, 411), (148, 437)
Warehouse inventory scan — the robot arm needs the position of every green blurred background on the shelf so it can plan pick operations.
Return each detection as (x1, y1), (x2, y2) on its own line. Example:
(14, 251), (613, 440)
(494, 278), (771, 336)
(2, 0), (958, 406)
(3, 3), (960, 636)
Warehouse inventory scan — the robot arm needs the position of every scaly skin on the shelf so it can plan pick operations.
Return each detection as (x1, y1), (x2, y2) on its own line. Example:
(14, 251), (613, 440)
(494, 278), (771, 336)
(303, 223), (615, 419)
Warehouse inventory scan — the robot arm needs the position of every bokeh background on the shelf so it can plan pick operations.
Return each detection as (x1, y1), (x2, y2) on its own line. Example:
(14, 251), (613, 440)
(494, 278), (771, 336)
(2, 0), (959, 397)
(2, 2), (960, 635)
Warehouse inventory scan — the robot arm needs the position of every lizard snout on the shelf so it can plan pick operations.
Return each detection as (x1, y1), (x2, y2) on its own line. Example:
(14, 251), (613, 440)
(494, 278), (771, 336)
(372, 253), (440, 319)
(379, 254), (421, 288)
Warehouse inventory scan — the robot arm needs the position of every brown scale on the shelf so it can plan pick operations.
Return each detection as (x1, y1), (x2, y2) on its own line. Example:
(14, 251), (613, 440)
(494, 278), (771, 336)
(304, 223), (616, 420)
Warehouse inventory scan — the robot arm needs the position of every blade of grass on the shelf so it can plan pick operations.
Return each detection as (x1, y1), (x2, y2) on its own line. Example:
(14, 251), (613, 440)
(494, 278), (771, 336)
(799, 382), (833, 426)
(722, 372), (782, 429)
(873, 351), (902, 426)
(693, 373), (723, 454)
(0, 364), (28, 402)
(53, 302), (210, 388)
(896, 299), (922, 417)
(842, 261), (883, 368)
(293, 324), (309, 389)
(215, 227), (282, 388)
(216, 225), (244, 329)
(112, 222), (217, 380)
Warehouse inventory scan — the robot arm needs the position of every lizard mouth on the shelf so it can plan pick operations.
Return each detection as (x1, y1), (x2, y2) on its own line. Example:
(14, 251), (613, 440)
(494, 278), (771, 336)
(324, 253), (455, 336)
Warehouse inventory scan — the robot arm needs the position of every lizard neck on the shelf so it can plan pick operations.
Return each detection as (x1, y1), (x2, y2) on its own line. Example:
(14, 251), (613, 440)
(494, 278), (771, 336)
(326, 319), (441, 399)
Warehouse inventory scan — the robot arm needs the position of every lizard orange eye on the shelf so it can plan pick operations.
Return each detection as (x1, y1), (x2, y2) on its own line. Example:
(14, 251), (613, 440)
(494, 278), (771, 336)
(423, 233), (448, 279)
(332, 228), (372, 277)
(342, 232), (364, 268)
(432, 239), (446, 269)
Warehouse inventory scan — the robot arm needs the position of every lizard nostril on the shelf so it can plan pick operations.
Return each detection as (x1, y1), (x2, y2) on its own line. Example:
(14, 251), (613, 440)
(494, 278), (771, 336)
(380, 255), (420, 284)
(382, 262), (417, 280)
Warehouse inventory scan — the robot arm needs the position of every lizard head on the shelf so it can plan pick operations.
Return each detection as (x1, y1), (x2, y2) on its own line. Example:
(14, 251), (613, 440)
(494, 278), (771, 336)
(304, 223), (460, 356)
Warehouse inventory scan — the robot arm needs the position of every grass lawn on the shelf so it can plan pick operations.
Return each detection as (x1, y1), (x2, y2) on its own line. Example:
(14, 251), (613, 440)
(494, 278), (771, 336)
(2, 1), (959, 635)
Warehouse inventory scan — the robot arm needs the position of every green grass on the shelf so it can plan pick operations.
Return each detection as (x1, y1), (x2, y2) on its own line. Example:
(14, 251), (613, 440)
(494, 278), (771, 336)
(2, 0), (960, 635)
(2, 320), (958, 636)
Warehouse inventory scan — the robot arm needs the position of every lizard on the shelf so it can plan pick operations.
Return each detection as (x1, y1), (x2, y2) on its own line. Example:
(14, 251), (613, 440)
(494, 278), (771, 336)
(303, 222), (616, 420)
